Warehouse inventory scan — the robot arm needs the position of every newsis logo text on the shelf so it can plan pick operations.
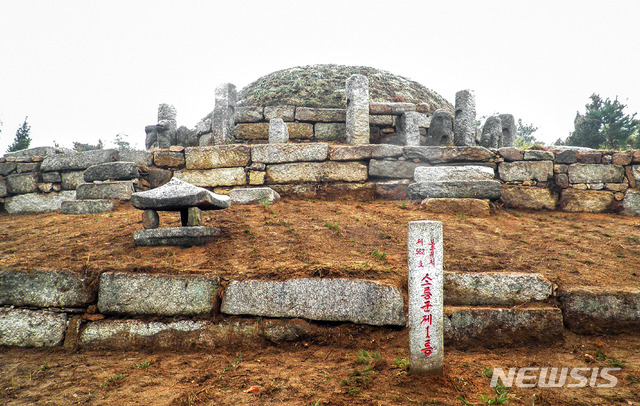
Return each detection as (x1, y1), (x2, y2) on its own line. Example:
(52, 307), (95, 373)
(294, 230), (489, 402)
(490, 367), (620, 388)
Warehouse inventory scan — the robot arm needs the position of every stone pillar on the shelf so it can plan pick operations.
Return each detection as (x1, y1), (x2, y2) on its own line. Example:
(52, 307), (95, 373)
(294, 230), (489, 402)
(499, 114), (516, 148)
(427, 109), (454, 146)
(397, 112), (420, 146)
(408, 220), (443, 376)
(346, 74), (370, 145)
(269, 119), (289, 144)
(453, 90), (476, 146)
(144, 125), (158, 150)
(211, 83), (237, 145)
(156, 104), (178, 149)
(480, 116), (503, 149)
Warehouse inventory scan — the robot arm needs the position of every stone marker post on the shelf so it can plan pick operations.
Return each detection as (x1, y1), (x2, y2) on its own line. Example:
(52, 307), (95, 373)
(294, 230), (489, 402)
(397, 111), (420, 146)
(345, 74), (370, 145)
(499, 114), (516, 148)
(210, 83), (237, 145)
(428, 109), (454, 146)
(269, 118), (289, 144)
(453, 90), (476, 146)
(156, 104), (178, 149)
(480, 115), (503, 149)
(408, 220), (443, 375)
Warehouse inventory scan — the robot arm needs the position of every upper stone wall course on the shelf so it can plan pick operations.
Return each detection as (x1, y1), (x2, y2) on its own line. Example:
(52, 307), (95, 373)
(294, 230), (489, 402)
(498, 161), (553, 182)
(295, 107), (346, 122)
(0, 269), (95, 308)
(40, 149), (119, 172)
(404, 146), (495, 163)
(567, 164), (625, 184)
(329, 145), (403, 161)
(252, 143), (328, 164)
(185, 145), (251, 169)
(266, 161), (368, 183)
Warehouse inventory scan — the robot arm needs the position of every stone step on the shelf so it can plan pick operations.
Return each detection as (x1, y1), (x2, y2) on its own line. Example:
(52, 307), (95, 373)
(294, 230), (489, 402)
(444, 272), (554, 306)
(3, 191), (76, 214)
(407, 180), (502, 200)
(76, 181), (134, 201)
(61, 199), (114, 214)
(0, 308), (68, 347)
(0, 269), (95, 307)
(83, 161), (140, 182)
(229, 187), (280, 205)
(133, 226), (221, 247)
(413, 165), (495, 182)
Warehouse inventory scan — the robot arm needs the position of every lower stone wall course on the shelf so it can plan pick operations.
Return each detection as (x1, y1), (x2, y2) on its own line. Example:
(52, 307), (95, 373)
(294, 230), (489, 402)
(559, 189), (616, 213)
(444, 272), (553, 306)
(0, 308), (68, 347)
(4, 191), (76, 214)
(500, 185), (558, 210)
(404, 146), (495, 163)
(76, 181), (134, 201)
(174, 167), (246, 187)
(0, 269), (95, 307)
(266, 162), (368, 184)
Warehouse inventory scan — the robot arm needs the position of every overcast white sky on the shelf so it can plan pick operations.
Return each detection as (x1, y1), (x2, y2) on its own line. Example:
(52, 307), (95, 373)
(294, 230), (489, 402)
(1, 0), (639, 152)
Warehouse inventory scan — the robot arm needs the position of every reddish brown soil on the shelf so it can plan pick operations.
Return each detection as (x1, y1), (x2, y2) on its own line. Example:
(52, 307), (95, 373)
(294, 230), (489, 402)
(1, 197), (640, 404)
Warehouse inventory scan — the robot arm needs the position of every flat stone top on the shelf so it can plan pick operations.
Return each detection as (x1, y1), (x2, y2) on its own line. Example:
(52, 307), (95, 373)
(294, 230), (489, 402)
(131, 177), (230, 211)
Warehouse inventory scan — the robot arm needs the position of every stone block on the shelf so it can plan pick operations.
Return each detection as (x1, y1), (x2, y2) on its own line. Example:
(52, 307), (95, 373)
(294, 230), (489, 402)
(133, 226), (221, 247)
(268, 118), (289, 144)
(404, 146), (495, 163)
(0, 178), (6, 197)
(266, 162), (368, 183)
(397, 112), (420, 146)
(554, 149), (578, 164)
(174, 167), (246, 187)
(453, 90), (476, 146)
(498, 161), (553, 182)
(559, 189), (615, 212)
(41, 171), (62, 183)
(221, 278), (405, 326)
(61, 199), (115, 214)
(524, 150), (554, 161)
(41, 149), (118, 172)
(369, 102), (416, 115)
(369, 115), (394, 126)
(61, 171), (85, 190)
(346, 74), (370, 145)
(16, 162), (40, 173)
(576, 151), (602, 164)
(414, 166), (494, 182)
(314, 123), (346, 141)
(118, 150), (153, 166)
(229, 187), (280, 205)
(498, 147), (523, 162)
(374, 180), (411, 199)
(142, 209), (159, 229)
(328, 144), (403, 161)
(153, 150), (185, 167)
(559, 288), (640, 334)
(0, 269), (95, 307)
(234, 106), (264, 123)
(0, 162), (16, 176)
(622, 190), (640, 216)
(369, 160), (423, 179)
(76, 181), (134, 200)
(501, 185), (558, 210)
(4, 146), (69, 159)
(555, 173), (569, 188)
(612, 151), (633, 166)
(568, 164), (625, 184)
(4, 191), (76, 214)
(407, 180), (502, 200)
(420, 198), (490, 216)
(234, 123), (312, 140)
(146, 167), (172, 188)
(37, 183), (53, 193)
(0, 309), (68, 347)
(264, 105), (295, 121)
(83, 162), (140, 182)
(98, 272), (220, 316)
(6, 172), (38, 194)
(444, 272), (553, 306)
(427, 109), (454, 146)
(295, 107), (346, 122)
(249, 171), (265, 185)
(480, 116), (502, 149)
(251, 143), (328, 164)
(185, 145), (251, 170)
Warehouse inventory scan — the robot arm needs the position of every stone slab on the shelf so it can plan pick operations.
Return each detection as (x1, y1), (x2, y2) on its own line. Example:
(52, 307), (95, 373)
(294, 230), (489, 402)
(0, 269), (95, 307)
(295, 107), (346, 122)
(133, 226), (221, 247)
(559, 288), (640, 334)
(314, 122), (346, 141)
(369, 160), (424, 179)
(4, 146), (70, 159)
(153, 150), (184, 167)
(185, 145), (251, 169)
(173, 167), (246, 187)
(523, 150), (554, 161)
(266, 162), (368, 183)
(118, 150), (153, 166)
(76, 181), (134, 201)
(83, 161), (139, 182)
(443, 272), (553, 306)
(98, 272), (220, 316)
(61, 171), (85, 190)
(559, 189), (615, 213)
(264, 105), (295, 121)
(413, 165), (494, 182)
(41, 149), (118, 172)
(500, 185), (558, 210)
(229, 187), (280, 205)
(234, 106), (264, 123)
(369, 102), (416, 115)
(131, 177), (230, 211)
(407, 180), (502, 200)
(420, 198), (490, 216)
(221, 278), (405, 326)
(6, 172), (38, 194)
(61, 199), (115, 214)
(0, 309), (68, 347)
(404, 146), (495, 163)
(4, 191), (76, 214)
(328, 144), (403, 161)
(498, 161), (553, 182)
(251, 143), (328, 164)
(234, 123), (313, 140)
(623, 190), (640, 216)
(567, 164), (625, 184)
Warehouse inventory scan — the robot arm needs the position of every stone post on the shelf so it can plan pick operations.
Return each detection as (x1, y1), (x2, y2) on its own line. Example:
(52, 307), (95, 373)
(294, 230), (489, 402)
(453, 90), (476, 146)
(156, 104), (178, 149)
(211, 83), (237, 145)
(480, 116), (502, 149)
(397, 111), (420, 146)
(499, 114), (516, 148)
(408, 220), (443, 376)
(346, 74), (370, 145)
(269, 118), (289, 144)
(144, 125), (158, 150)
(427, 109), (454, 146)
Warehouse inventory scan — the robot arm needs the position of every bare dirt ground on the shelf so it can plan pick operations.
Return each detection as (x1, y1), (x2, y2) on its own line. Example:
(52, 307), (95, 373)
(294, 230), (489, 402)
(1, 196), (640, 405)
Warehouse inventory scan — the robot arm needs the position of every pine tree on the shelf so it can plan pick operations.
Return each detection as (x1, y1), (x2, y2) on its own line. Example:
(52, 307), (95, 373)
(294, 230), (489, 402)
(7, 117), (31, 152)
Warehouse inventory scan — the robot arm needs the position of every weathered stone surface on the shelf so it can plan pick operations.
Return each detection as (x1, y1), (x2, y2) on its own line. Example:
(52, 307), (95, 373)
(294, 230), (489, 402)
(118, 150), (153, 166)
(567, 164), (625, 184)
(234, 123), (313, 140)
(61, 171), (85, 190)
(369, 159), (424, 179)
(524, 150), (554, 161)
(234, 106), (264, 123)
(498, 161), (553, 182)
(427, 109), (454, 146)
(264, 105), (295, 121)
(553, 149), (578, 164)
(404, 146), (495, 163)
(0, 178), (6, 197)
(83, 162), (139, 182)
(612, 151), (633, 166)
(6, 172), (38, 194)
(414, 166), (494, 182)
(4, 146), (70, 159)
(156, 120), (177, 149)
(295, 107), (346, 122)
(369, 115), (394, 126)
(0, 162), (17, 176)
(174, 167), (246, 187)
(145, 124), (158, 149)
(229, 187), (280, 205)
(444, 306), (563, 348)
(498, 147), (523, 162)
(4, 191), (76, 214)
(329, 144), (403, 161)
(0, 309), (68, 347)
(480, 116), (502, 149)
(41, 149), (118, 172)
(76, 181), (134, 201)
(61, 199), (115, 214)
(369, 102), (416, 115)
(559, 189), (615, 212)
(142, 209), (159, 229)
(499, 114), (516, 148)
(408, 180), (502, 200)
(374, 180), (411, 199)
(346, 74), (370, 145)
(252, 143), (328, 164)
(98, 272), (220, 316)
(153, 150), (184, 167)
(16, 162), (40, 173)
(37, 182), (53, 193)
(397, 112), (420, 146)
(211, 83), (237, 145)
(559, 287), (640, 334)
(145, 167), (172, 189)
(133, 226), (221, 247)
(266, 162), (368, 183)
(249, 171), (265, 185)
(176, 126), (199, 147)
(420, 198), (490, 216)
(0, 269), (95, 307)
(269, 118), (289, 144)
(222, 278), (405, 326)
(576, 151), (602, 164)
(444, 272), (553, 306)
(501, 185), (558, 210)
(453, 90), (476, 146)
(314, 123), (346, 141)
(131, 177), (230, 210)
(41, 171), (61, 183)
(185, 145), (250, 170)
(622, 190), (640, 216)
